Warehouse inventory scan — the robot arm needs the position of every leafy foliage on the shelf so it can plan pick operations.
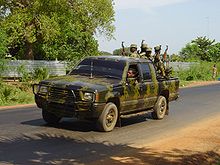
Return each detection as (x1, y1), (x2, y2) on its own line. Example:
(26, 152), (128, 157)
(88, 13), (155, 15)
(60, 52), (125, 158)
(99, 51), (112, 56)
(0, 29), (8, 58)
(174, 62), (220, 81)
(0, 0), (115, 60)
(113, 47), (130, 56)
(17, 64), (31, 82)
(0, 59), (9, 77)
(0, 82), (34, 106)
(179, 36), (220, 62)
(170, 54), (184, 62)
(33, 67), (49, 81)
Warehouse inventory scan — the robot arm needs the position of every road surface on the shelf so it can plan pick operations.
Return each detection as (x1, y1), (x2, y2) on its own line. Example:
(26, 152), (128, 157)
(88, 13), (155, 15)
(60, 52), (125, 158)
(0, 84), (220, 164)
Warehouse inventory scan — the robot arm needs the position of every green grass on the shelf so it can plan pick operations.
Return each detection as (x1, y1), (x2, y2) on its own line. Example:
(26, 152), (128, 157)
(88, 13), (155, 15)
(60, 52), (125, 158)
(0, 81), (34, 106)
(174, 62), (220, 82)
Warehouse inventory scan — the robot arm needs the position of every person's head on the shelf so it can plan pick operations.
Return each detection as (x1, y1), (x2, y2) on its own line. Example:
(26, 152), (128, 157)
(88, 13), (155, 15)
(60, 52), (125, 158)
(127, 68), (137, 78)
(141, 43), (148, 52)
(130, 44), (137, 53)
(146, 47), (152, 55)
(154, 45), (161, 54)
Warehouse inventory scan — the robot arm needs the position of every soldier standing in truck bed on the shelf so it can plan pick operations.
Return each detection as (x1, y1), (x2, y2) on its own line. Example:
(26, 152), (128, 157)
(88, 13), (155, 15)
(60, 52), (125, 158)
(154, 45), (166, 78)
(139, 43), (148, 58)
(129, 44), (140, 58)
(146, 47), (153, 61)
(140, 45), (153, 62)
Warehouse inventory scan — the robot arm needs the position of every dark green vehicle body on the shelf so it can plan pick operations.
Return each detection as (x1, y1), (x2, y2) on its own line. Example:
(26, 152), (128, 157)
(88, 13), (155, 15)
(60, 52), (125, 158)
(33, 56), (179, 131)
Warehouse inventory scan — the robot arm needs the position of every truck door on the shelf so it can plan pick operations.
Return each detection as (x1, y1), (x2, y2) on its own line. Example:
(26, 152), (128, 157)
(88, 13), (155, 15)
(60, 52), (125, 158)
(139, 62), (158, 109)
(120, 64), (143, 113)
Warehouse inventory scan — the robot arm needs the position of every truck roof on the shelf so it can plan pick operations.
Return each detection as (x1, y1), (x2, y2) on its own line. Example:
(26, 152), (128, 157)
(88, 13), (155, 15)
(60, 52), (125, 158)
(86, 55), (152, 63)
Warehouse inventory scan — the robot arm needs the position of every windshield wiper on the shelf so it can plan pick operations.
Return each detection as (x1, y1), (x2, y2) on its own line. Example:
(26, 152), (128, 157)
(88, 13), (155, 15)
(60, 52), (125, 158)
(79, 73), (90, 76)
(103, 75), (121, 79)
(70, 72), (90, 76)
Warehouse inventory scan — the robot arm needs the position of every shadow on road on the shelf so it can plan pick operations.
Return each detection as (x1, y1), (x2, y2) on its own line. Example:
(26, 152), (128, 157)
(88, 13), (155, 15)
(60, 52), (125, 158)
(0, 133), (219, 165)
(21, 113), (154, 132)
(22, 118), (97, 132)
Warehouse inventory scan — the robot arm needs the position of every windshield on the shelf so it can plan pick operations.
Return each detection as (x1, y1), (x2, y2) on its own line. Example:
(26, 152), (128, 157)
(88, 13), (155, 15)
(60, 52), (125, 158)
(70, 58), (126, 79)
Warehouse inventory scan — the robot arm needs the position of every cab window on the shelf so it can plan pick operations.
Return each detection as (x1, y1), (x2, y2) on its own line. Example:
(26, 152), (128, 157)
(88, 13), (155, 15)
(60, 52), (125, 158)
(140, 63), (152, 81)
(127, 64), (140, 83)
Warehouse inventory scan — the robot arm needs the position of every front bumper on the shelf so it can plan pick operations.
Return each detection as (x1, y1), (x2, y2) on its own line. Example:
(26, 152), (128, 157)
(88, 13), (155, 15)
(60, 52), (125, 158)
(35, 94), (106, 119)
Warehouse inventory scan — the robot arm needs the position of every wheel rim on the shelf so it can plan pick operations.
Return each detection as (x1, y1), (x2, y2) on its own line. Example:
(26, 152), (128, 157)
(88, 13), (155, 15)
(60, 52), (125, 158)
(159, 100), (166, 115)
(105, 108), (116, 127)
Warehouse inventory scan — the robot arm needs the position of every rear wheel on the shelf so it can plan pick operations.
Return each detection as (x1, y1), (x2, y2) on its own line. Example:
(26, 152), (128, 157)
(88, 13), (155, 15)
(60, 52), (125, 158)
(42, 109), (61, 125)
(152, 96), (167, 120)
(97, 103), (118, 132)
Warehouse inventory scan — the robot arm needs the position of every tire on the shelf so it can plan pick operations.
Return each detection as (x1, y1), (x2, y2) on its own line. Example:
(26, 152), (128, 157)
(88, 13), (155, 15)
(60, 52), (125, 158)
(97, 102), (118, 132)
(42, 109), (61, 125)
(151, 96), (167, 120)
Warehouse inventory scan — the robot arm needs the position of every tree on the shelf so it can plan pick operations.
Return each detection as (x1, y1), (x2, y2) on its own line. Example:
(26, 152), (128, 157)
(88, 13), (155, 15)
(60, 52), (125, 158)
(170, 54), (183, 62)
(179, 36), (216, 62)
(0, 29), (8, 58)
(0, 0), (115, 60)
(192, 36), (215, 61)
(209, 43), (220, 62)
(99, 51), (112, 56)
(113, 47), (130, 56)
(179, 43), (200, 61)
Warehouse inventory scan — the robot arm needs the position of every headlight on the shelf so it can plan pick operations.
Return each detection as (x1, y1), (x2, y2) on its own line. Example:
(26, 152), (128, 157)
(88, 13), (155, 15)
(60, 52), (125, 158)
(82, 92), (95, 101)
(38, 86), (48, 95)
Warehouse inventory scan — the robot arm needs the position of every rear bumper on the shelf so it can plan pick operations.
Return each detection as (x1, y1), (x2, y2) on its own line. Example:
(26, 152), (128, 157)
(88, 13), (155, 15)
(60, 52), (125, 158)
(35, 94), (105, 119)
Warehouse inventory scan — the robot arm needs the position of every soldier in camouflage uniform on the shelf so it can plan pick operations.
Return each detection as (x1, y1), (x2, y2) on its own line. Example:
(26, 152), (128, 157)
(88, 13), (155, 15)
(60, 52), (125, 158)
(129, 44), (140, 58)
(139, 43), (148, 58)
(140, 45), (153, 62)
(146, 47), (153, 61)
(153, 45), (166, 78)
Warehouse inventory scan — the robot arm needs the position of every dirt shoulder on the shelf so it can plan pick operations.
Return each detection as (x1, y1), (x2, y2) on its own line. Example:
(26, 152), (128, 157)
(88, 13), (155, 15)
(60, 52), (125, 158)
(0, 104), (36, 111)
(92, 114), (220, 165)
(181, 80), (220, 88)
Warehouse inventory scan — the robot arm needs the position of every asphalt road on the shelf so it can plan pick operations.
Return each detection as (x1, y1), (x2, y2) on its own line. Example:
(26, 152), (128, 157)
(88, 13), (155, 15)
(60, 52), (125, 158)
(0, 84), (220, 165)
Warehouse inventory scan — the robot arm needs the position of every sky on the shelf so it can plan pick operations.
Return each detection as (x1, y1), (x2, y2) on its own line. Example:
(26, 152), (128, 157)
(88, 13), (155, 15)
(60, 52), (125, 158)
(97, 0), (220, 55)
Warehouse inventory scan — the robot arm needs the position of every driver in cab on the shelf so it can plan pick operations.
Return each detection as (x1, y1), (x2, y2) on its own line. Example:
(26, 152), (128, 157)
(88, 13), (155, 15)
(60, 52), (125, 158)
(127, 68), (138, 84)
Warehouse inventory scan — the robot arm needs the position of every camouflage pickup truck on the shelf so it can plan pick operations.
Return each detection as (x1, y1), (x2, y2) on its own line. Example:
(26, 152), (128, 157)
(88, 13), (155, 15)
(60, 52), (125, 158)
(33, 56), (179, 132)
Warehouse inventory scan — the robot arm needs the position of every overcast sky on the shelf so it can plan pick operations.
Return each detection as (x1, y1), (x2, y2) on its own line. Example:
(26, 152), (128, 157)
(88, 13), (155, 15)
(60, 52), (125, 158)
(97, 0), (220, 54)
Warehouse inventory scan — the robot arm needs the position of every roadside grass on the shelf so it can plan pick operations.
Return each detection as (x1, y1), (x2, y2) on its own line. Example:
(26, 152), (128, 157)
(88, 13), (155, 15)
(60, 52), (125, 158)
(0, 63), (49, 106)
(0, 81), (34, 106)
(174, 62), (220, 86)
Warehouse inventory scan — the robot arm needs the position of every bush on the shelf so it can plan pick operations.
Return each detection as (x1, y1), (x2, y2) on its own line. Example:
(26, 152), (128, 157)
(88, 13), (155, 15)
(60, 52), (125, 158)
(17, 64), (49, 82)
(0, 59), (9, 77)
(17, 64), (31, 82)
(0, 82), (34, 106)
(174, 62), (220, 81)
(33, 67), (49, 81)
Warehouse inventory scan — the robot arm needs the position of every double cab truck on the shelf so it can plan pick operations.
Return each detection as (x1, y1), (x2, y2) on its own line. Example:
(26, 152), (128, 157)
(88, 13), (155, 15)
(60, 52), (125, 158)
(33, 56), (179, 132)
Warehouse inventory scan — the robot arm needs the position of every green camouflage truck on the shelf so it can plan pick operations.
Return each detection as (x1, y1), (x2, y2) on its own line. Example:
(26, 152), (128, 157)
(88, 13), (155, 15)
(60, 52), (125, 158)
(33, 56), (179, 132)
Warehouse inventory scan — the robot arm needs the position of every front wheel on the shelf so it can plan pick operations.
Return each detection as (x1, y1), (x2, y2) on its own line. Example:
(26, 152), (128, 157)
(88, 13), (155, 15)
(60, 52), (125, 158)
(151, 96), (167, 120)
(42, 109), (61, 125)
(96, 103), (118, 132)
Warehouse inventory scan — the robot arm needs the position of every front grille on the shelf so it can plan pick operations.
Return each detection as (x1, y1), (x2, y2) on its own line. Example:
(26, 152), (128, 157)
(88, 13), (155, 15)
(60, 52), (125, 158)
(47, 102), (75, 115)
(48, 87), (79, 104)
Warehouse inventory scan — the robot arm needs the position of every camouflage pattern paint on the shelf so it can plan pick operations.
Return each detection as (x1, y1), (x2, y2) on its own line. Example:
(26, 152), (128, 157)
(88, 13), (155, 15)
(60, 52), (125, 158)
(33, 56), (179, 120)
